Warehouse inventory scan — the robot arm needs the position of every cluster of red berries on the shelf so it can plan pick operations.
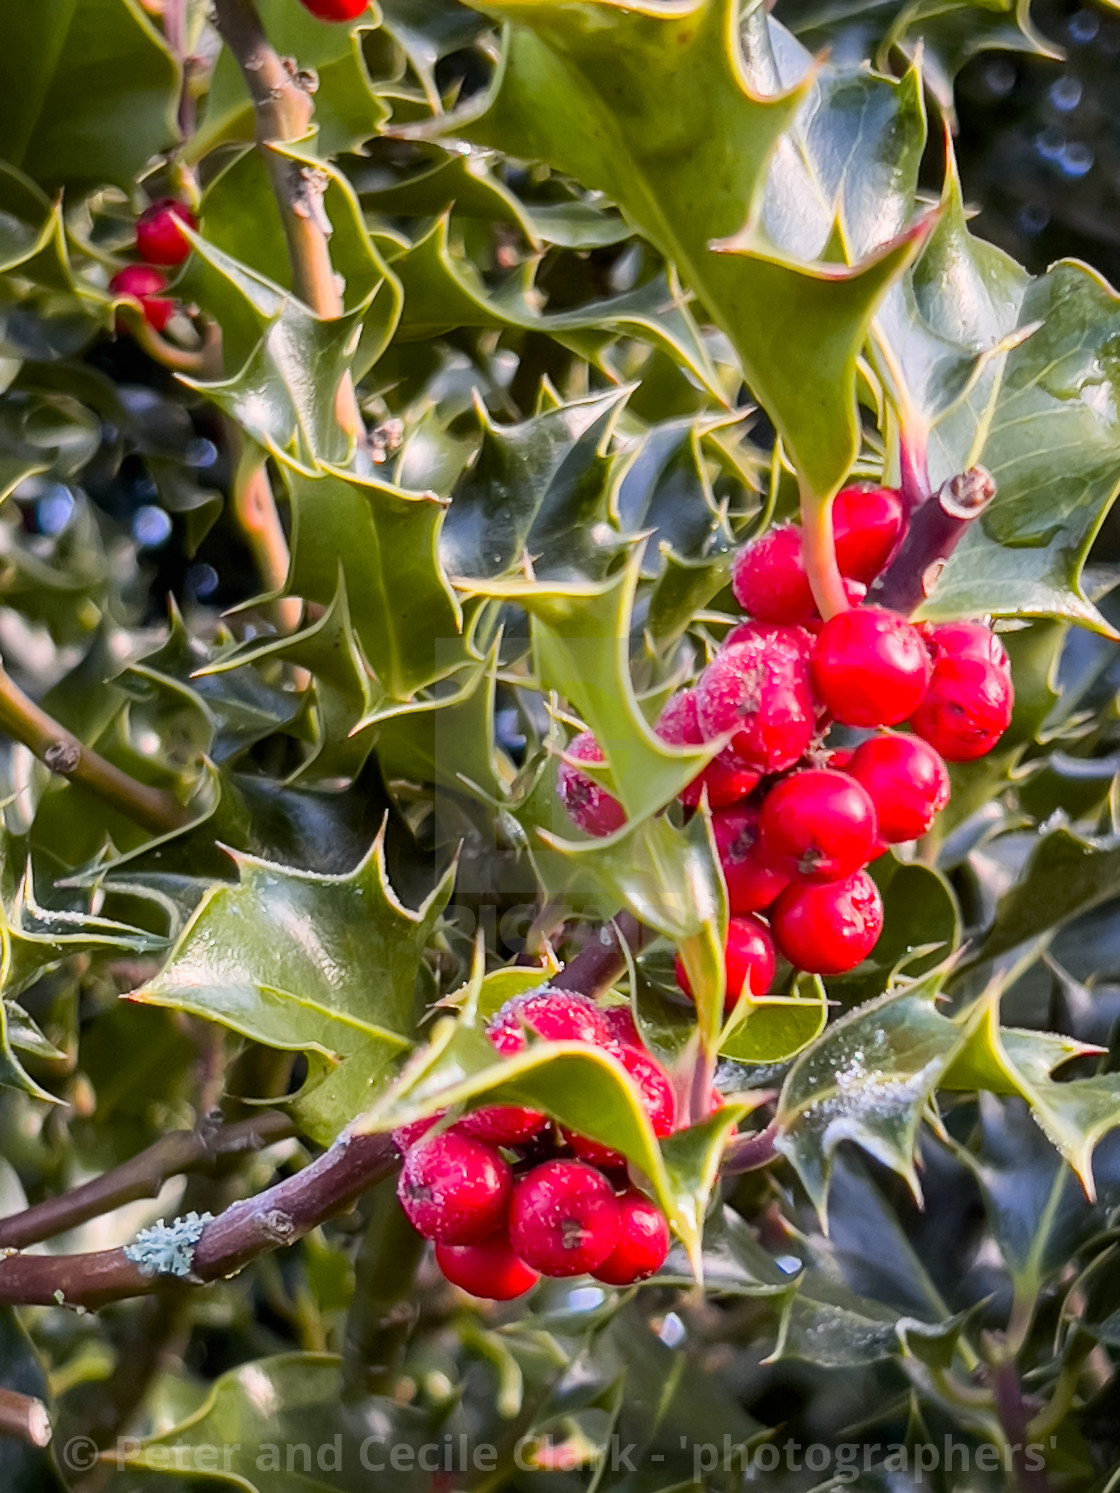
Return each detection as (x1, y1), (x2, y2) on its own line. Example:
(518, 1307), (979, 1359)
(108, 199), (197, 331)
(394, 989), (681, 1299)
(558, 485), (1014, 991)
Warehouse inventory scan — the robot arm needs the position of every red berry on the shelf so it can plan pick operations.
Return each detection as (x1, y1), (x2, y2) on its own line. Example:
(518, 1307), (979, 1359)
(847, 734), (950, 842)
(675, 914), (777, 1011)
(655, 690), (760, 809)
(910, 657), (1013, 761)
(436, 1233), (540, 1300)
(297, 0), (368, 17)
(771, 871), (884, 975)
(557, 731), (626, 837)
(397, 1132), (512, 1245)
(488, 989), (611, 1054)
(509, 1160), (621, 1277)
(832, 485), (905, 582)
(757, 768), (878, 883)
(811, 607), (932, 727)
(135, 199), (197, 267)
(920, 620), (1010, 673)
(458, 1105), (547, 1147)
(565, 1045), (676, 1168)
(392, 1115), (442, 1154)
(695, 624), (816, 773)
(730, 525), (816, 624)
(109, 265), (174, 331)
(711, 804), (789, 913)
(600, 1005), (643, 1050)
(592, 1192), (671, 1285)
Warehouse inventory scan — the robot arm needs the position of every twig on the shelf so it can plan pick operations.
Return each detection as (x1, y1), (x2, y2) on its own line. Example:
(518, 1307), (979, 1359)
(869, 466), (997, 615)
(0, 663), (190, 836)
(548, 912), (648, 999)
(989, 1349), (1052, 1493)
(0, 1111), (294, 1250)
(0, 1388), (51, 1448)
(230, 448), (303, 635)
(0, 1130), (396, 1308)
(210, 0), (364, 443)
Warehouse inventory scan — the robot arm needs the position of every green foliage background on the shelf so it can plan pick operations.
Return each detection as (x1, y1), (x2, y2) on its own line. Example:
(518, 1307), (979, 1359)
(2, 0), (1120, 1488)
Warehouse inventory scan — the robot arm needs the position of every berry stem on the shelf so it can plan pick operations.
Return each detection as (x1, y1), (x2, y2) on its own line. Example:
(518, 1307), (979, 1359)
(799, 478), (851, 621)
(115, 301), (207, 374)
(210, 0), (364, 445)
(0, 1111), (294, 1250)
(0, 662), (191, 836)
(898, 427), (930, 516)
(868, 466), (997, 616)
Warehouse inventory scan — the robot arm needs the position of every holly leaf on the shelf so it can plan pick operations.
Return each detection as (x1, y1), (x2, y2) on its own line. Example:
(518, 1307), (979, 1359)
(0, 0), (178, 194)
(977, 822), (1120, 965)
(131, 831), (454, 1143)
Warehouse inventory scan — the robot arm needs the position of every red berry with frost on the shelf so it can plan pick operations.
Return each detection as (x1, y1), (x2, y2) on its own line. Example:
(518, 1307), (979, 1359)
(509, 1160), (621, 1277)
(435, 1234), (540, 1300)
(135, 199), (197, 267)
(757, 768), (878, 883)
(600, 1005), (643, 1050)
(109, 265), (174, 331)
(771, 870), (883, 975)
(832, 485), (905, 582)
(711, 804), (789, 913)
(695, 623), (816, 773)
(565, 1046), (676, 1167)
(847, 734), (950, 842)
(919, 619), (1009, 673)
(488, 989), (611, 1054)
(656, 691), (760, 809)
(811, 607), (932, 727)
(392, 1115), (442, 1154)
(675, 914), (777, 1011)
(910, 657), (1014, 761)
(557, 731), (626, 837)
(298, 0), (368, 18)
(397, 1132), (512, 1245)
(730, 525), (816, 623)
(592, 1192), (671, 1285)
(458, 1104), (547, 1147)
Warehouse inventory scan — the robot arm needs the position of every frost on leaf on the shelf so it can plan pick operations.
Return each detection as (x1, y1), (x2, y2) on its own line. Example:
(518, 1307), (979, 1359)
(124, 1211), (214, 1278)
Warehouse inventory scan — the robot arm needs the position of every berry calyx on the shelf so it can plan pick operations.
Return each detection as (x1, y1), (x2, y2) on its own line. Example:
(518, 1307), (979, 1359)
(770, 871), (884, 975)
(509, 1160), (621, 1277)
(920, 619), (1010, 672)
(832, 485), (905, 582)
(847, 734), (950, 842)
(135, 199), (197, 267)
(711, 805), (790, 913)
(811, 607), (932, 727)
(565, 1045), (676, 1168)
(557, 731), (626, 837)
(757, 768), (878, 883)
(109, 265), (174, 331)
(656, 690), (761, 808)
(435, 1234), (540, 1300)
(909, 657), (1014, 761)
(297, 0), (369, 18)
(592, 1191), (671, 1285)
(695, 623), (816, 773)
(675, 914), (777, 1011)
(488, 989), (611, 1054)
(397, 1132), (512, 1245)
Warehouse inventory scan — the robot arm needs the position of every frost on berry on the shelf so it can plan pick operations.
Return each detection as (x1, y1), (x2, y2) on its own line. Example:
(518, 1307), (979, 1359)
(509, 1160), (621, 1277)
(910, 657), (1014, 760)
(757, 768), (878, 882)
(656, 690), (761, 808)
(488, 989), (611, 1052)
(397, 1132), (512, 1245)
(592, 1191), (671, 1285)
(811, 607), (931, 727)
(847, 734), (950, 842)
(771, 870), (884, 975)
(695, 623), (816, 773)
(556, 731), (626, 836)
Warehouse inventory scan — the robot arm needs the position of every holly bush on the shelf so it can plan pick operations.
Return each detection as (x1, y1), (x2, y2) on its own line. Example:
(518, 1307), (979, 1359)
(3, 0), (1120, 1488)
